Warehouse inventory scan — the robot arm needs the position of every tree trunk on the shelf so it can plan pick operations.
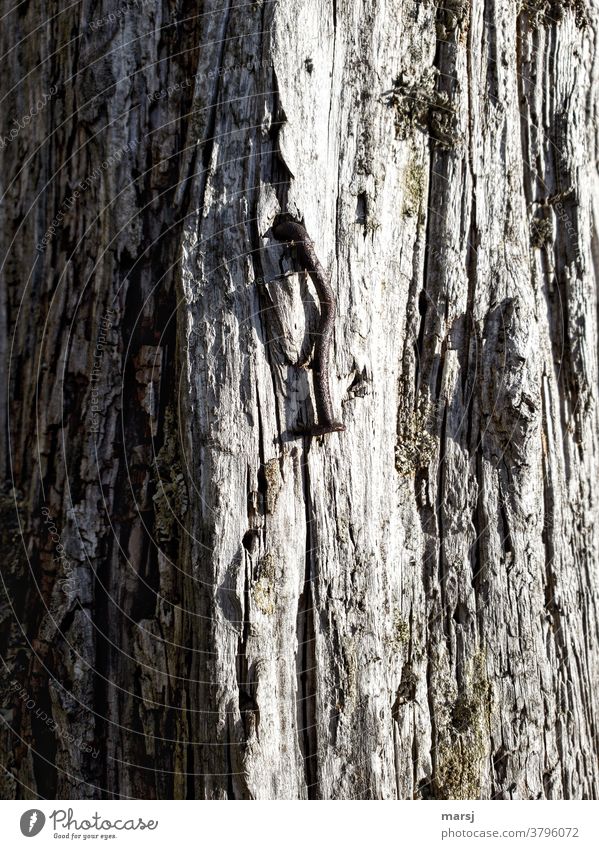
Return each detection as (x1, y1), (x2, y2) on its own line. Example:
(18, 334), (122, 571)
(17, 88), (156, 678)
(1, 0), (599, 800)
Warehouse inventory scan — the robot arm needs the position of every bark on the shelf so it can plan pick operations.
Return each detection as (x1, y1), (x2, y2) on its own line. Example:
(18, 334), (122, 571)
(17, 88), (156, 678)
(1, 0), (599, 800)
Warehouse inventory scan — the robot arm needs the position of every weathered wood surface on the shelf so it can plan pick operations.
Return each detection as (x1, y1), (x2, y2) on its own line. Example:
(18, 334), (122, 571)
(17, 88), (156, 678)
(1, 0), (599, 799)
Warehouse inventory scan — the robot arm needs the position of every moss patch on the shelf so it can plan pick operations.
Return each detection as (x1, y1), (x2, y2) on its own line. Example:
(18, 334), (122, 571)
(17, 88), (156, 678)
(392, 610), (410, 647)
(395, 396), (437, 476)
(530, 214), (553, 248)
(386, 70), (459, 151)
(436, 0), (470, 40)
(392, 663), (418, 721)
(403, 157), (425, 218)
(263, 458), (282, 515)
(522, 0), (587, 27)
(252, 552), (276, 615)
(434, 650), (491, 800)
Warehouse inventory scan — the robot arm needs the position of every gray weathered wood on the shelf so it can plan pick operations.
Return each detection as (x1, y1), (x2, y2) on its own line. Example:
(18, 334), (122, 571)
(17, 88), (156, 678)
(1, 0), (598, 799)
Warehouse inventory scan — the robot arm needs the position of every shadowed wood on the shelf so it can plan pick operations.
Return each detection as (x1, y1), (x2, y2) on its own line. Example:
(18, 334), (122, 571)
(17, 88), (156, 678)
(1, 0), (598, 800)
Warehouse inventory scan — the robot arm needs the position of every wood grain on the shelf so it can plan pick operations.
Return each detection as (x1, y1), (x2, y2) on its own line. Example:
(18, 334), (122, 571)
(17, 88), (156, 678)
(0, 0), (598, 799)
